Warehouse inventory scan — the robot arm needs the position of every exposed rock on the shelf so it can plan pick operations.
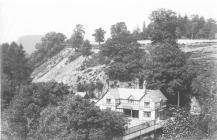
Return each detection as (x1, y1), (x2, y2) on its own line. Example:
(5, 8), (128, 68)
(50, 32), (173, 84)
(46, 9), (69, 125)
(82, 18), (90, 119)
(31, 48), (109, 97)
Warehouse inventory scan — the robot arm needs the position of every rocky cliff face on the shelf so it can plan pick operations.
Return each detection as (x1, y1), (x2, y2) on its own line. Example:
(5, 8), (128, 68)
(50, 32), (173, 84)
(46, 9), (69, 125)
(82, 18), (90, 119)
(31, 48), (109, 96)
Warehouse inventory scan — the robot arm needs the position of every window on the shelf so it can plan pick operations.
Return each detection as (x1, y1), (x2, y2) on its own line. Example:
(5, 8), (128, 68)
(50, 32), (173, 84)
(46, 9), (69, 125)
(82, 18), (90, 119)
(132, 110), (139, 118)
(143, 111), (151, 117)
(123, 109), (131, 116)
(144, 102), (150, 107)
(106, 98), (111, 104)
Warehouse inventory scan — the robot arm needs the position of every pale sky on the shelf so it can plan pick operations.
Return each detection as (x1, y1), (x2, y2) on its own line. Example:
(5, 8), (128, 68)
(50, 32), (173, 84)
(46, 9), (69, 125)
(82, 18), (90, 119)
(0, 0), (217, 43)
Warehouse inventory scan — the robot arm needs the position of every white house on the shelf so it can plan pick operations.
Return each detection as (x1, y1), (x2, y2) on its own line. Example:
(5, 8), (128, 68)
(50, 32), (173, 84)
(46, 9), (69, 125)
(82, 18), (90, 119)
(96, 81), (167, 124)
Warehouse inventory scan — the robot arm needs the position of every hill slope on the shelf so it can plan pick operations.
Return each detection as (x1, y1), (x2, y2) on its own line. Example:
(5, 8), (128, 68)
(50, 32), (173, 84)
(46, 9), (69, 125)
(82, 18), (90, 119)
(31, 41), (217, 97)
(31, 48), (108, 96)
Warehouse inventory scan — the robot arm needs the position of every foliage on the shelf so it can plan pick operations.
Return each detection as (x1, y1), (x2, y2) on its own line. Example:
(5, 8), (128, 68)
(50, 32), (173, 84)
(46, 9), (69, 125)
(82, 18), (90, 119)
(201, 18), (217, 39)
(4, 82), (71, 139)
(92, 27), (106, 45)
(176, 15), (217, 39)
(80, 40), (92, 56)
(34, 95), (127, 140)
(148, 8), (178, 45)
(161, 105), (205, 139)
(100, 25), (150, 81)
(190, 60), (217, 139)
(110, 22), (129, 38)
(1, 42), (33, 109)
(68, 24), (85, 50)
(146, 43), (193, 105)
(29, 32), (66, 67)
(147, 9), (217, 41)
(77, 80), (104, 98)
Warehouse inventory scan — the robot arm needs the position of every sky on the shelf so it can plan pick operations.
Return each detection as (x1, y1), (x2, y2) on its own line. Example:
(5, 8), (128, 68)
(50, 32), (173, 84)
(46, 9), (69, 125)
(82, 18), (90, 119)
(0, 0), (217, 43)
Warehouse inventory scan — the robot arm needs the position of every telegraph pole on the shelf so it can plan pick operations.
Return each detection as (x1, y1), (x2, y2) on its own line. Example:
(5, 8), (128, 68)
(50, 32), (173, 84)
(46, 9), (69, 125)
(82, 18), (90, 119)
(178, 91), (180, 108)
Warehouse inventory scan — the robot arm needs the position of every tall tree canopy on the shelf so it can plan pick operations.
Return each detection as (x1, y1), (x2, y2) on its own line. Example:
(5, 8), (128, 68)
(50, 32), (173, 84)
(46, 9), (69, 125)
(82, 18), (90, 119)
(100, 23), (149, 81)
(110, 22), (129, 38)
(201, 18), (217, 39)
(146, 43), (193, 105)
(148, 8), (178, 45)
(92, 27), (106, 45)
(68, 24), (85, 50)
(4, 82), (71, 139)
(1, 42), (33, 109)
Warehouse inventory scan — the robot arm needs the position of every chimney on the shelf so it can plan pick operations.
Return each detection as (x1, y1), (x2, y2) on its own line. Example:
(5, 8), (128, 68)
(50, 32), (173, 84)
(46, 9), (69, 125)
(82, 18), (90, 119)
(135, 78), (139, 89)
(143, 80), (147, 93)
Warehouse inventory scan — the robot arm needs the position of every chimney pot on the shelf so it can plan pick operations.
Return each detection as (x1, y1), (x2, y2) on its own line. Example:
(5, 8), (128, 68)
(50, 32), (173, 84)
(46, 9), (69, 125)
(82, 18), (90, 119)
(143, 80), (147, 92)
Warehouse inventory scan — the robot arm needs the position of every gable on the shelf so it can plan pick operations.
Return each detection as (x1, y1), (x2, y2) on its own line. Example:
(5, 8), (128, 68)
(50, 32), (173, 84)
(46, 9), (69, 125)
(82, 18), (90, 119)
(141, 90), (167, 102)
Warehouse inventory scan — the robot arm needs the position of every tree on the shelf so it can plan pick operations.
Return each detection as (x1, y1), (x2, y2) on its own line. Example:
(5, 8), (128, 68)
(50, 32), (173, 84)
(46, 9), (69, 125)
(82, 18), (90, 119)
(146, 43), (192, 105)
(189, 15), (205, 39)
(100, 26), (150, 82)
(201, 18), (217, 39)
(30, 32), (66, 67)
(100, 23), (151, 82)
(148, 8), (178, 45)
(80, 40), (92, 56)
(110, 22), (129, 38)
(92, 27), (106, 45)
(4, 82), (71, 139)
(69, 24), (85, 50)
(1, 42), (33, 109)
(34, 95), (127, 140)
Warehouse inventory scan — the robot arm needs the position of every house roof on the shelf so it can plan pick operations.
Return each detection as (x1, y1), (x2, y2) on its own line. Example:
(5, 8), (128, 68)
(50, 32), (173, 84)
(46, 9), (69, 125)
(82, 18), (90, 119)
(103, 88), (167, 102)
(146, 90), (167, 102)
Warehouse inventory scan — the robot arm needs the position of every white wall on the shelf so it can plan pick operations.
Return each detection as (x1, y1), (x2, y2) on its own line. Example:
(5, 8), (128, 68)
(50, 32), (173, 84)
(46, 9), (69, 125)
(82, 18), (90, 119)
(95, 93), (117, 111)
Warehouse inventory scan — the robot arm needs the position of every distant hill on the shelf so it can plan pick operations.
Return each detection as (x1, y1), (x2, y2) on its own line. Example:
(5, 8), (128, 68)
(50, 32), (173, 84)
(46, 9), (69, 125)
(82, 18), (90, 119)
(17, 35), (43, 54)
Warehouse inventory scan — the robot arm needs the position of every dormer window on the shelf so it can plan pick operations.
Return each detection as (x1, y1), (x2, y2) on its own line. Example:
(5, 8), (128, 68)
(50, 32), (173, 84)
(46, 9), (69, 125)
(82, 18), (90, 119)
(128, 95), (134, 103)
(128, 99), (133, 103)
(106, 98), (111, 104)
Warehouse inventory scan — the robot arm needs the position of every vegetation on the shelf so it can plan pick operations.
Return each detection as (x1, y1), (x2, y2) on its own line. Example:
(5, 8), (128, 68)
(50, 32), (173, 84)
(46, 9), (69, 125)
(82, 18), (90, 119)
(68, 24), (85, 50)
(77, 80), (104, 98)
(1, 8), (217, 140)
(100, 22), (149, 81)
(1, 42), (33, 109)
(146, 43), (193, 105)
(29, 32), (66, 67)
(161, 80), (217, 139)
(34, 95), (127, 140)
(137, 9), (217, 40)
(80, 40), (92, 56)
(101, 18), (194, 106)
(92, 27), (106, 45)
(161, 105), (205, 139)
(3, 82), (71, 139)
(148, 9), (178, 45)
